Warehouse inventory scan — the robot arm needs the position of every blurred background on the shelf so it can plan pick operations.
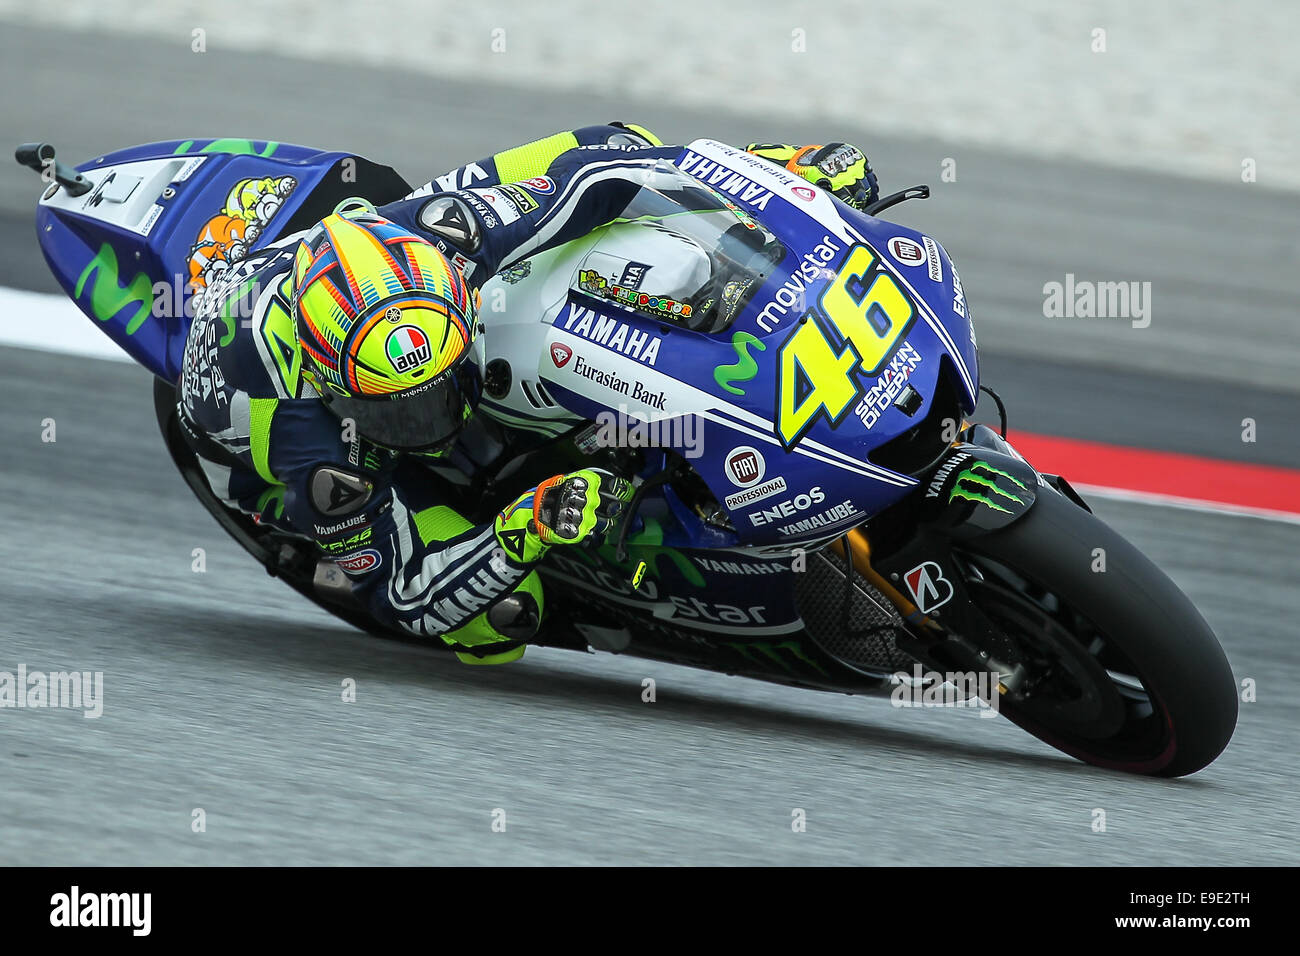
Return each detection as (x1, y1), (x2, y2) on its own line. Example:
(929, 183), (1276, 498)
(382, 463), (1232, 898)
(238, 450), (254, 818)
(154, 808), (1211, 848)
(0, 1), (1296, 866)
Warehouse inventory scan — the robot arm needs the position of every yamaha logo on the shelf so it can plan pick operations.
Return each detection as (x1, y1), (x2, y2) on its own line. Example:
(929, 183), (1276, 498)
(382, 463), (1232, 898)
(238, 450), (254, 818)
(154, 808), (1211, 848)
(385, 306), (402, 323)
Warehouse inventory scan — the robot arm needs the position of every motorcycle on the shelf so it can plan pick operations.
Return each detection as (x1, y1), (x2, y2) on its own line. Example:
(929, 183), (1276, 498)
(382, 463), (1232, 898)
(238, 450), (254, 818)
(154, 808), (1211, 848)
(14, 135), (1238, 776)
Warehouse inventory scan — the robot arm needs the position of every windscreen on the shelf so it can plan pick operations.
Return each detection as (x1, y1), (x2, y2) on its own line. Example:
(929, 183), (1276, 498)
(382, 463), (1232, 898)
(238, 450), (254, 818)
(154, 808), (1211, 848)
(572, 161), (786, 334)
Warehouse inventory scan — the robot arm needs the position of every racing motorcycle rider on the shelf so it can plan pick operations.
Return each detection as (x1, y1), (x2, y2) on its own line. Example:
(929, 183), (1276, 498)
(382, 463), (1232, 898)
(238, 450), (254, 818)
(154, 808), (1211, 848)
(178, 123), (878, 665)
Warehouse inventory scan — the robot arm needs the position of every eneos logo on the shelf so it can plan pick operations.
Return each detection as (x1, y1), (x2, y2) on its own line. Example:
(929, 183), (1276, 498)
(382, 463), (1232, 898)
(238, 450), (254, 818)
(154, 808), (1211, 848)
(725, 446), (765, 487)
(550, 343), (573, 367)
(386, 325), (432, 373)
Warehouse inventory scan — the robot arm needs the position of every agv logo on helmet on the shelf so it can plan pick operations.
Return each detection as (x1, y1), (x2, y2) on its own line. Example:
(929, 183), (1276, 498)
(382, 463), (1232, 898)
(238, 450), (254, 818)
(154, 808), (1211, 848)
(386, 325), (432, 373)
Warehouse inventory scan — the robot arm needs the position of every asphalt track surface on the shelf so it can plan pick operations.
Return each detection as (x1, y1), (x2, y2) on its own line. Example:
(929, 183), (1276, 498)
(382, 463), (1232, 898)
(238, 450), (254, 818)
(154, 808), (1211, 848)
(0, 25), (1297, 865)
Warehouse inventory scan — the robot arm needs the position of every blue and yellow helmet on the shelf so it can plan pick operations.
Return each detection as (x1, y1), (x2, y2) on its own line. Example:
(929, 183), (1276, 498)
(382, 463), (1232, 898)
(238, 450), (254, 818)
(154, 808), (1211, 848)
(293, 209), (482, 453)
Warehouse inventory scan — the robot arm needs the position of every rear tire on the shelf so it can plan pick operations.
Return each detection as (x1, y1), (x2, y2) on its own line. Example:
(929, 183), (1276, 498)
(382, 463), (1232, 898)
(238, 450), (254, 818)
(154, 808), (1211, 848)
(953, 484), (1237, 777)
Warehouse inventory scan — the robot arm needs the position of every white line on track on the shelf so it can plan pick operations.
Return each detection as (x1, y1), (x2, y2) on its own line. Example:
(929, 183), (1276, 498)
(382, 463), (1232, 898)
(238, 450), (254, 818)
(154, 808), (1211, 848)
(0, 284), (131, 362)
(1070, 483), (1300, 527)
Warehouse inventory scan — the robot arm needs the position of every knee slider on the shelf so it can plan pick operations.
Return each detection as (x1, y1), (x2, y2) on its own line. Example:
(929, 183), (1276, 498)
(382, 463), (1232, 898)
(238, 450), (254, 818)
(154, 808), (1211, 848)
(486, 592), (541, 642)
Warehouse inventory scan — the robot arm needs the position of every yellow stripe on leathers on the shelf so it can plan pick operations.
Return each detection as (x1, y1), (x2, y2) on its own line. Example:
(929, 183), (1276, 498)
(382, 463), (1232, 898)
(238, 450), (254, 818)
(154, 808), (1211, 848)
(493, 131), (580, 184)
(410, 505), (544, 657)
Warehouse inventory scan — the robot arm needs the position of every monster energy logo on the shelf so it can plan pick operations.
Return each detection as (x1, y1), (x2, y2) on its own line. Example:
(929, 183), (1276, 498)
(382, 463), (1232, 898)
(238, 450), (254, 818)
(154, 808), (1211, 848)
(723, 639), (828, 677)
(949, 462), (1029, 514)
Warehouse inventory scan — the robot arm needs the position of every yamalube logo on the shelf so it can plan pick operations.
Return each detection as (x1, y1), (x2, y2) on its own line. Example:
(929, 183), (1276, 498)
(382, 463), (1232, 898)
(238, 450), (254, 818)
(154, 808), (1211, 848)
(385, 325), (431, 373)
(904, 561), (955, 613)
(792, 185), (817, 202)
(724, 446), (765, 487)
(549, 342), (573, 367)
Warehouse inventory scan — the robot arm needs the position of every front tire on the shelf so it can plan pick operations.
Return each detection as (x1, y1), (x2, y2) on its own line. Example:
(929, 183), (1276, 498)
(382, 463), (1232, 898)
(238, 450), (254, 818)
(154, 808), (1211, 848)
(950, 484), (1237, 777)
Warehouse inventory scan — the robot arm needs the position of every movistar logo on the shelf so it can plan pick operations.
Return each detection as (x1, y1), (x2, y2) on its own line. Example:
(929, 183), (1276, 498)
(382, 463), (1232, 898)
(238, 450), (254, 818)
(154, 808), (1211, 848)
(172, 138), (279, 157)
(74, 243), (153, 334)
(949, 462), (1029, 514)
(714, 331), (766, 395)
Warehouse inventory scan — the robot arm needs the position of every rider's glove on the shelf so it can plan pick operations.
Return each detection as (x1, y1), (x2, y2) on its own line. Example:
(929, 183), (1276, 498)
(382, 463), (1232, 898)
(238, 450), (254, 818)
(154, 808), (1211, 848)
(746, 142), (878, 211)
(494, 468), (633, 562)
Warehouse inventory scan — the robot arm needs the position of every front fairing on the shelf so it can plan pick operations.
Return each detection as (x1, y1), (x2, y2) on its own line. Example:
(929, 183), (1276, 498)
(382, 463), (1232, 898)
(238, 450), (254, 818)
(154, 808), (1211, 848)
(492, 147), (982, 551)
(666, 140), (981, 547)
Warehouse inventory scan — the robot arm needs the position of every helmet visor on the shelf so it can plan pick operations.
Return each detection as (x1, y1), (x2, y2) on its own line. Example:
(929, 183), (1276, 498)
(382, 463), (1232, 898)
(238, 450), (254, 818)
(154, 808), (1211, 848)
(320, 359), (482, 454)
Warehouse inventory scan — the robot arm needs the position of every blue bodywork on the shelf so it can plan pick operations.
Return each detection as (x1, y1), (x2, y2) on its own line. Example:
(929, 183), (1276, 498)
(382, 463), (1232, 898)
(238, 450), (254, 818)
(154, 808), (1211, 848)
(34, 138), (376, 380)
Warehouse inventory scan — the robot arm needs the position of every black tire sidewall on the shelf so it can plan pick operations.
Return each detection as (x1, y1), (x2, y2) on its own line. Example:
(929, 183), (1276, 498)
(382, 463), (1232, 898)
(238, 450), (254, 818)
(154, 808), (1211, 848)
(962, 485), (1238, 776)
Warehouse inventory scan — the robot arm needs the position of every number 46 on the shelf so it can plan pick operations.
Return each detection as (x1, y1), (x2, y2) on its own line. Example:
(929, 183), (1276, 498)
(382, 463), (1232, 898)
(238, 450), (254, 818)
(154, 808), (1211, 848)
(777, 244), (915, 447)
